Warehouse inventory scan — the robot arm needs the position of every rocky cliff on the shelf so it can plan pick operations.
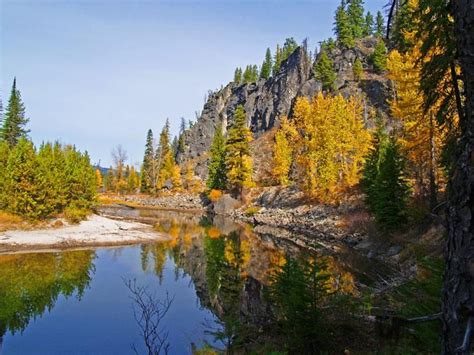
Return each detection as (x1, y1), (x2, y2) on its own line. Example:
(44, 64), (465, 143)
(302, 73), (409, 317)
(178, 37), (391, 179)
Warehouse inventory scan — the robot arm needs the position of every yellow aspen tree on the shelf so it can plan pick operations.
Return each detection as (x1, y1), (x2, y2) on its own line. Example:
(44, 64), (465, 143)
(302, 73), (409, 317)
(272, 116), (297, 185)
(95, 169), (103, 190)
(292, 93), (370, 201)
(171, 164), (183, 191)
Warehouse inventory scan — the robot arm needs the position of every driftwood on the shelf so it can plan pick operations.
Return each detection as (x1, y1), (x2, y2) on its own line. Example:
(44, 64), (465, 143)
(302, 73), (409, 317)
(455, 316), (473, 353)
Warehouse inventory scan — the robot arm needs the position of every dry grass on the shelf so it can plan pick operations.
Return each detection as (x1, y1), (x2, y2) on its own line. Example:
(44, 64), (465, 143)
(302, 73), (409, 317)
(339, 209), (376, 236)
(0, 211), (31, 232)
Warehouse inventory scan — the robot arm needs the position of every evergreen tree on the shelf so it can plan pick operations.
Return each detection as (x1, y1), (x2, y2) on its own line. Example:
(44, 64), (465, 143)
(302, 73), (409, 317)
(314, 51), (337, 91)
(156, 120), (174, 188)
(372, 137), (410, 231)
(1, 78), (29, 147)
(282, 37), (298, 61)
(207, 123), (227, 190)
(225, 106), (253, 192)
(260, 48), (272, 80)
(361, 118), (388, 212)
(140, 129), (154, 193)
(206, 127), (227, 190)
(347, 0), (365, 38)
(233, 67), (242, 84)
(353, 57), (364, 81)
(364, 11), (374, 36)
(273, 44), (282, 75)
(176, 117), (186, 158)
(106, 166), (115, 192)
(371, 39), (388, 73)
(375, 11), (385, 37)
(334, 0), (355, 48)
(321, 38), (337, 52)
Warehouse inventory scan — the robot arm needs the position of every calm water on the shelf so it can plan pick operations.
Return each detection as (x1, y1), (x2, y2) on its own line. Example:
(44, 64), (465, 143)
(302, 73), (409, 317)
(0, 207), (390, 354)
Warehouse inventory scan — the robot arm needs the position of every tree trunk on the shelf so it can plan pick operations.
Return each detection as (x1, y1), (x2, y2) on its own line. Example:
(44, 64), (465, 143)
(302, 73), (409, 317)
(443, 0), (474, 353)
(429, 113), (438, 211)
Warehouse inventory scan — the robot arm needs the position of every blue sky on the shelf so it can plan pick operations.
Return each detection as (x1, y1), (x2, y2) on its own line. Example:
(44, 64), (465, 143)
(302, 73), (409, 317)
(1, 0), (384, 167)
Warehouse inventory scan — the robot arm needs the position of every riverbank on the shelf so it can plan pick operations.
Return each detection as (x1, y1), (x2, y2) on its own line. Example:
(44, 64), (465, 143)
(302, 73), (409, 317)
(0, 214), (169, 253)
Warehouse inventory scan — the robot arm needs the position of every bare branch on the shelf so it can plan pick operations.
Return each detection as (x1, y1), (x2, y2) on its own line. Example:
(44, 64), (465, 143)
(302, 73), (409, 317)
(124, 278), (174, 355)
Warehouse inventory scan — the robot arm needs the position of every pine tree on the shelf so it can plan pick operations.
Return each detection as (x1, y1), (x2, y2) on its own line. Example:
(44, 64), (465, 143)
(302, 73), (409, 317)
(207, 123), (227, 190)
(273, 44), (282, 76)
(1, 78), (29, 147)
(176, 117), (186, 158)
(3, 138), (39, 218)
(156, 120), (174, 189)
(233, 67), (242, 84)
(371, 39), (387, 73)
(372, 137), (410, 231)
(140, 129), (154, 193)
(347, 0), (365, 38)
(364, 11), (374, 36)
(225, 106), (253, 192)
(375, 11), (385, 37)
(106, 166), (115, 192)
(334, 0), (355, 48)
(282, 38), (298, 61)
(260, 48), (273, 80)
(314, 51), (337, 91)
(353, 57), (364, 81)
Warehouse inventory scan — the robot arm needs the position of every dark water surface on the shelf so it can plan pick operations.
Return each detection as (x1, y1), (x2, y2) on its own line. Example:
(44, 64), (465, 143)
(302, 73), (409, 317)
(0, 207), (390, 354)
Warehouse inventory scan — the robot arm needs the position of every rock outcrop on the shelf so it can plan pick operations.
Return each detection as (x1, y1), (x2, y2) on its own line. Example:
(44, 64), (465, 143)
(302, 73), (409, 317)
(178, 38), (391, 178)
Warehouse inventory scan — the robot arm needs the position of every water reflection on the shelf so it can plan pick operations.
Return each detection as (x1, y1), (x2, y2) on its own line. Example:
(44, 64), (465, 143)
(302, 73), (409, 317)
(0, 207), (391, 353)
(0, 250), (95, 347)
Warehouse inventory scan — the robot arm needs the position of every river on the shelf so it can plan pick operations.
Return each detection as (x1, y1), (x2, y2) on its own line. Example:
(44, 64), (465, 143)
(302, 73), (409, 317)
(0, 207), (393, 354)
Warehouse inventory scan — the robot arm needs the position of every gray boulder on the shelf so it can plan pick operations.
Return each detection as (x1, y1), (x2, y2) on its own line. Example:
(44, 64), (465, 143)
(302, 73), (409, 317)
(213, 194), (241, 215)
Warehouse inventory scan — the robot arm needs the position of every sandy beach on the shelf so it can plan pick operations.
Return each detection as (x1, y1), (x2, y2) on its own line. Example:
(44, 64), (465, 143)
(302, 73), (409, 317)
(0, 214), (168, 253)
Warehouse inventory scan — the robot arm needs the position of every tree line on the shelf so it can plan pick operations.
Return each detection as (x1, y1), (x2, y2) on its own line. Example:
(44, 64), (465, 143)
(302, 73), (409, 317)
(0, 79), (96, 221)
(233, 37), (299, 84)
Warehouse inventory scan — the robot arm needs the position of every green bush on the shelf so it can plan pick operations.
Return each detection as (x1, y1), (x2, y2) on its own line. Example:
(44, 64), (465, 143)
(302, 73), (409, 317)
(63, 206), (90, 224)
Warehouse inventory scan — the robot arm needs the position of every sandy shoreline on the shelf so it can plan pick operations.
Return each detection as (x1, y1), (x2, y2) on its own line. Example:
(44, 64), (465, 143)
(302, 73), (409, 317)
(0, 214), (169, 253)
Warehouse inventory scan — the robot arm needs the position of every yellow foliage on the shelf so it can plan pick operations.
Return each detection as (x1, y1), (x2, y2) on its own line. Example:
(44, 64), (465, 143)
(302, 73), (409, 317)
(291, 94), (371, 200)
(207, 227), (221, 239)
(208, 189), (223, 202)
(171, 164), (183, 191)
(387, 10), (454, 196)
(272, 116), (297, 185)
(95, 169), (103, 189)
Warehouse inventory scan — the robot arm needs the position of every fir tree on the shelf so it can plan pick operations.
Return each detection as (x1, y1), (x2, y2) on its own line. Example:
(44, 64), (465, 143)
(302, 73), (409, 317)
(334, 0), (355, 48)
(260, 48), (273, 80)
(375, 11), (385, 37)
(273, 44), (282, 76)
(207, 123), (227, 190)
(314, 51), (337, 91)
(176, 117), (186, 157)
(3, 138), (39, 217)
(347, 0), (365, 38)
(156, 120), (174, 188)
(140, 129), (154, 193)
(364, 11), (374, 36)
(233, 67), (242, 84)
(1, 78), (29, 147)
(225, 106), (253, 192)
(0, 141), (10, 210)
(353, 57), (364, 81)
(372, 137), (410, 231)
(371, 39), (388, 73)
(282, 37), (298, 61)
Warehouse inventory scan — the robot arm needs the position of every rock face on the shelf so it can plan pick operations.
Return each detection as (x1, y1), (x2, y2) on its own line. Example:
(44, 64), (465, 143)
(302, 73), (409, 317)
(178, 39), (390, 178)
(213, 194), (242, 215)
